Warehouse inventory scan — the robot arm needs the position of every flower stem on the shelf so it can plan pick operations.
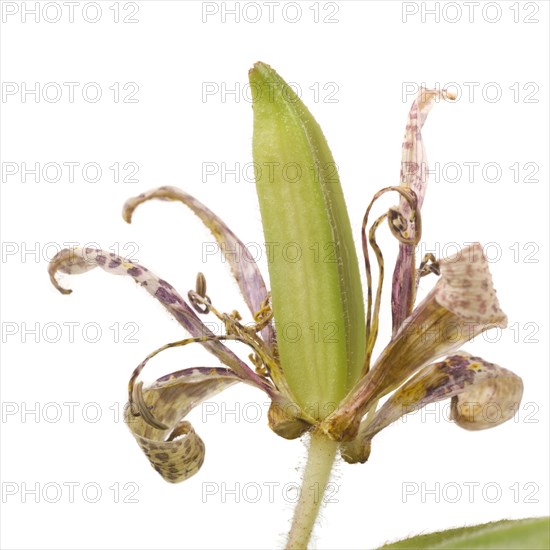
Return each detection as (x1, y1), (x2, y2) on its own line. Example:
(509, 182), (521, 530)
(286, 432), (339, 550)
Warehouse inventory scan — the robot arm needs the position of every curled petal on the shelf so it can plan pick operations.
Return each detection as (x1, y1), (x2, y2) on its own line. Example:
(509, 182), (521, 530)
(342, 352), (523, 464)
(391, 87), (455, 334)
(324, 243), (506, 441)
(126, 367), (240, 482)
(48, 247), (274, 395)
(123, 186), (275, 348)
(450, 373), (524, 430)
(400, 88), (455, 210)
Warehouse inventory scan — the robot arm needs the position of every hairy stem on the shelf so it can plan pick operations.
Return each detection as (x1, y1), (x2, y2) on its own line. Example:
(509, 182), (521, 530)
(286, 432), (339, 550)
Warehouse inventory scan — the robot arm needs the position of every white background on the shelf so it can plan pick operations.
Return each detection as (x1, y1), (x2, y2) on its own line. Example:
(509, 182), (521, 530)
(1, 1), (548, 549)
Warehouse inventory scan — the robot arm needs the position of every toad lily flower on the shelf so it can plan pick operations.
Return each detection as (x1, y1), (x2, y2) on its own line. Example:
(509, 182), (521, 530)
(48, 63), (523, 549)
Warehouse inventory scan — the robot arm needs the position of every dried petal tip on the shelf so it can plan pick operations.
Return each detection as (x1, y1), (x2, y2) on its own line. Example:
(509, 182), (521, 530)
(435, 243), (507, 327)
(48, 248), (97, 294)
(451, 369), (524, 431)
(443, 88), (457, 101)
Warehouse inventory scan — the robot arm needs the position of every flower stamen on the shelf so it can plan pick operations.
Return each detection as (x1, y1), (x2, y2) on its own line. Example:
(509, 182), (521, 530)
(253, 292), (274, 332)
(188, 272), (212, 314)
(182, 286), (287, 390)
(416, 253), (440, 287)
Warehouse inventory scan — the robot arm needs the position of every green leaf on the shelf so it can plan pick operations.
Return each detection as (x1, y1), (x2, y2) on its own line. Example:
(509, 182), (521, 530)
(379, 517), (550, 550)
(249, 62), (365, 418)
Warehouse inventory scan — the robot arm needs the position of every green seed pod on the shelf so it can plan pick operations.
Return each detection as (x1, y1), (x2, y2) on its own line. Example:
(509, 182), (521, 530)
(249, 62), (365, 419)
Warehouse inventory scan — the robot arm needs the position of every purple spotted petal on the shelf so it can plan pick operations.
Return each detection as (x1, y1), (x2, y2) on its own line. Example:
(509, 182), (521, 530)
(391, 88), (455, 334)
(324, 244), (507, 442)
(342, 352), (523, 464)
(48, 247), (274, 395)
(123, 186), (275, 349)
(126, 366), (241, 482)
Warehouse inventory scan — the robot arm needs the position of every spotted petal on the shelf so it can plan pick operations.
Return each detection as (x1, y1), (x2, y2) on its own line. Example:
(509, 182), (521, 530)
(391, 88), (455, 334)
(123, 186), (275, 348)
(126, 367), (241, 482)
(325, 243), (507, 440)
(342, 352), (523, 464)
(48, 247), (274, 395)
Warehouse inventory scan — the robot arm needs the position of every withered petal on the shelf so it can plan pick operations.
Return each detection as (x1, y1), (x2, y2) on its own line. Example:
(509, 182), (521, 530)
(126, 367), (240, 482)
(123, 186), (275, 349)
(48, 247), (274, 395)
(391, 87), (455, 334)
(323, 244), (508, 441)
(342, 352), (523, 464)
